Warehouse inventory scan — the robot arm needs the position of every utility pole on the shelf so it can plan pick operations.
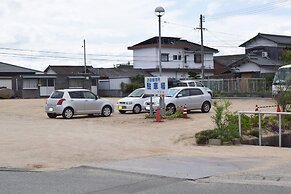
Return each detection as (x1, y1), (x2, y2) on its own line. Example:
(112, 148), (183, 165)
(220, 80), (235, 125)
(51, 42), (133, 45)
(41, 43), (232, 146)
(198, 14), (205, 81)
(83, 39), (87, 74)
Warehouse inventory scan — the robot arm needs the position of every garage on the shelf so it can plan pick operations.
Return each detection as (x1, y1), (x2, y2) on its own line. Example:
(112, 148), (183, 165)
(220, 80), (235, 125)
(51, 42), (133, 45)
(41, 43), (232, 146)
(0, 78), (12, 89)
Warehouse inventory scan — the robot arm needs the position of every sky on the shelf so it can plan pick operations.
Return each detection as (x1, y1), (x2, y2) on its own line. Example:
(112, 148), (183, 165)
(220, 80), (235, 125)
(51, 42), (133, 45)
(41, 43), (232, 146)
(1, 0), (291, 71)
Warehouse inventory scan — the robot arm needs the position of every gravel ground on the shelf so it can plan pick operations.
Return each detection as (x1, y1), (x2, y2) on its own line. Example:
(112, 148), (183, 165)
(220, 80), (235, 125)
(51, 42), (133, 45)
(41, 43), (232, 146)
(0, 97), (290, 171)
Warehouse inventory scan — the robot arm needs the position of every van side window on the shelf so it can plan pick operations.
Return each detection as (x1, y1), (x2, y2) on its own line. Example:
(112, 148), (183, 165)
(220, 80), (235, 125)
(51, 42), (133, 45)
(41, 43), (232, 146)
(196, 82), (204, 87)
(190, 88), (203, 96)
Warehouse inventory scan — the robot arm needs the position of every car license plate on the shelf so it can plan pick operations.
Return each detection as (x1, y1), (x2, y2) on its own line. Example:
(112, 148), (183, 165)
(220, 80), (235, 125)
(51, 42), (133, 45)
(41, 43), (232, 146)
(49, 107), (53, 112)
(118, 105), (122, 110)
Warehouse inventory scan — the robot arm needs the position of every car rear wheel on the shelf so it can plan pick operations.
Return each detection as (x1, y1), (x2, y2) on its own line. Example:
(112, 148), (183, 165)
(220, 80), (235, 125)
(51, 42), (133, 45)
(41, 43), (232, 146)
(119, 110), (126, 114)
(62, 107), (74, 119)
(166, 104), (176, 114)
(102, 105), (112, 117)
(132, 104), (141, 114)
(47, 113), (57, 118)
(201, 102), (211, 113)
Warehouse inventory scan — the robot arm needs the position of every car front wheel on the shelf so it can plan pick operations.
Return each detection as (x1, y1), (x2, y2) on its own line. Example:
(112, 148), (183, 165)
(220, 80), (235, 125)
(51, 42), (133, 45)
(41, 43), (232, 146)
(166, 104), (176, 114)
(201, 102), (211, 113)
(62, 107), (74, 119)
(132, 104), (142, 114)
(102, 105), (112, 117)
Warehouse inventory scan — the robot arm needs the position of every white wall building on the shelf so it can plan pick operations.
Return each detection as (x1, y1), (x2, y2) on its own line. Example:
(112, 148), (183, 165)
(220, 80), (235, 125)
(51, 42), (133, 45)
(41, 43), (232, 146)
(128, 37), (219, 79)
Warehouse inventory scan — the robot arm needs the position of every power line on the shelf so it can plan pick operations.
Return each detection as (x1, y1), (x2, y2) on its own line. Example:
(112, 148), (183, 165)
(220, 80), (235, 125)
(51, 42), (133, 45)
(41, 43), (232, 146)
(207, 0), (291, 20)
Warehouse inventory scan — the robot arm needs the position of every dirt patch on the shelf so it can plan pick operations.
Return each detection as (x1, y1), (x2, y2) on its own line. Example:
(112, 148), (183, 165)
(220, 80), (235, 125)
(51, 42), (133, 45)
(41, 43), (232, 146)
(1, 97), (290, 171)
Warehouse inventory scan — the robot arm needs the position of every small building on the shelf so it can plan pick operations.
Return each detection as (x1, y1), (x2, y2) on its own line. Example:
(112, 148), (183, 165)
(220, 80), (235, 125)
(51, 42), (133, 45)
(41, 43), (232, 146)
(0, 61), (44, 98)
(97, 65), (152, 97)
(128, 37), (219, 79)
(44, 65), (99, 95)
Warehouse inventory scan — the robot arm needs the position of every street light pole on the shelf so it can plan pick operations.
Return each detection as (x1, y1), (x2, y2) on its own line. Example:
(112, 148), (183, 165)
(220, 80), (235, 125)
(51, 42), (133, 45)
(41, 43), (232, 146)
(155, 6), (165, 77)
(155, 6), (165, 116)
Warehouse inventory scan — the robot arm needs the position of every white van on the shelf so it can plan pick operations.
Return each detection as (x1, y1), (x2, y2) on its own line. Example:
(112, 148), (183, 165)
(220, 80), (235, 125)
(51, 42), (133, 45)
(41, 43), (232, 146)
(177, 80), (213, 97)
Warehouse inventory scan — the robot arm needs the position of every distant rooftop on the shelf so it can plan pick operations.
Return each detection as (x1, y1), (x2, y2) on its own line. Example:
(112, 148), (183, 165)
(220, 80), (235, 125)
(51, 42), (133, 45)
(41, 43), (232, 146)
(0, 62), (40, 73)
(128, 36), (219, 53)
(240, 33), (291, 47)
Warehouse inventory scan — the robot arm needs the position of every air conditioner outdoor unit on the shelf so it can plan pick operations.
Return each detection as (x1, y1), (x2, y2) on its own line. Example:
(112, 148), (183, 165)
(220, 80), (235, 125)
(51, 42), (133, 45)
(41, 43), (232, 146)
(262, 52), (268, 58)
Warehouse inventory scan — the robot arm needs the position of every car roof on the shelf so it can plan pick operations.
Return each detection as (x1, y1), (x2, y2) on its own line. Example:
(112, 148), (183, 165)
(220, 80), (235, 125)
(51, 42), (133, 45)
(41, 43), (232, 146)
(170, 86), (204, 90)
(55, 89), (90, 92)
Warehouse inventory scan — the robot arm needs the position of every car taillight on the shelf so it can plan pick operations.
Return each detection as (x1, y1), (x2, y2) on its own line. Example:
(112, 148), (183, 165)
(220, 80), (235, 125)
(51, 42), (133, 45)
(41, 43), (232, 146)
(57, 98), (66, 105)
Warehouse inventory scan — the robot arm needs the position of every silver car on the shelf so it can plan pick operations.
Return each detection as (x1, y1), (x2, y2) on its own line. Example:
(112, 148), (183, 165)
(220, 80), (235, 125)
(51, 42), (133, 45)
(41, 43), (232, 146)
(145, 87), (211, 114)
(45, 89), (113, 119)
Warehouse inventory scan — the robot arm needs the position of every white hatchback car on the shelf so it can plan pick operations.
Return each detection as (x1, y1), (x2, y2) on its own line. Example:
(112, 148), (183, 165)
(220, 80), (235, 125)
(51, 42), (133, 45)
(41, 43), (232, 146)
(117, 88), (152, 114)
(45, 89), (113, 119)
(145, 87), (211, 114)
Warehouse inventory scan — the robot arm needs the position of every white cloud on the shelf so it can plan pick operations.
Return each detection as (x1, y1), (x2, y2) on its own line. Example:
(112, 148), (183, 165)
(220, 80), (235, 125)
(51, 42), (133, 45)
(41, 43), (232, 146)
(0, 0), (291, 70)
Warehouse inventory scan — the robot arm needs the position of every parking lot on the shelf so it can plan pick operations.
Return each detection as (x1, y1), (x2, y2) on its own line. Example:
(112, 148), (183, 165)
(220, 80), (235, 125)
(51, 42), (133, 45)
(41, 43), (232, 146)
(1, 97), (291, 171)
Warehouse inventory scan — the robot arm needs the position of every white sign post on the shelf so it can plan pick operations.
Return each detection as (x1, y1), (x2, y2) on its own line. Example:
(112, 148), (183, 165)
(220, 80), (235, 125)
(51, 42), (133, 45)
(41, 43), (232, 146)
(145, 77), (168, 116)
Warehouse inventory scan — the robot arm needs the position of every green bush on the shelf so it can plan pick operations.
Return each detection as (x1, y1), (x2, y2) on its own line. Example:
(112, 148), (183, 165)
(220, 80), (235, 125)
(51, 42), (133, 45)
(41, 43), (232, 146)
(195, 129), (220, 145)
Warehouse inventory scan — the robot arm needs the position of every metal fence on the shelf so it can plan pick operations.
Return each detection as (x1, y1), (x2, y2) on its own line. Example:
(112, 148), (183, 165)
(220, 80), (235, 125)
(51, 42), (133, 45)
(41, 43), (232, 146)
(200, 78), (269, 96)
(238, 111), (291, 147)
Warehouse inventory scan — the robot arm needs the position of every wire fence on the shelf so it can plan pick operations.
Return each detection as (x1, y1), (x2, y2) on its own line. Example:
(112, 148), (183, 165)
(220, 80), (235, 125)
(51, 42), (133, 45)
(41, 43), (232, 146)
(200, 78), (270, 97)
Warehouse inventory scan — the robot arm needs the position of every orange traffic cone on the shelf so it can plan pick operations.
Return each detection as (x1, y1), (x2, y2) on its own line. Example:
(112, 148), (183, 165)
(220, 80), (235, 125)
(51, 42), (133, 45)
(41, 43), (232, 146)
(277, 104), (281, 112)
(156, 106), (161, 122)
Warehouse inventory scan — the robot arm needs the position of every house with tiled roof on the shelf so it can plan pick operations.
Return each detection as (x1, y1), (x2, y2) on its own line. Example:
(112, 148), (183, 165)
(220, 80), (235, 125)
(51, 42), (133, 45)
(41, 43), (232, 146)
(214, 33), (290, 78)
(44, 65), (152, 97)
(128, 36), (219, 79)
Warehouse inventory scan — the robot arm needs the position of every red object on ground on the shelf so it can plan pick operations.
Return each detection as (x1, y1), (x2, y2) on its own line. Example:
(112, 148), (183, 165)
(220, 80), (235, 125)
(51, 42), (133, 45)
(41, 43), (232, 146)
(277, 104), (281, 112)
(156, 106), (161, 122)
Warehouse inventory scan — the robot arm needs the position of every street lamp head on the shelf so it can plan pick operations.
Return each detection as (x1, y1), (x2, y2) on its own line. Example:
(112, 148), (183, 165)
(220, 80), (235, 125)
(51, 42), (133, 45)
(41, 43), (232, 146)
(155, 6), (165, 17)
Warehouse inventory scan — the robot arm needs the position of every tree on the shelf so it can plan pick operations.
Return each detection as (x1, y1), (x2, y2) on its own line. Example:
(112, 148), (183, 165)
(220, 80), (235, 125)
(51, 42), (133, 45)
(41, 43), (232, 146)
(281, 50), (291, 65)
(120, 75), (145, 93)
(188, 71), (200, 79)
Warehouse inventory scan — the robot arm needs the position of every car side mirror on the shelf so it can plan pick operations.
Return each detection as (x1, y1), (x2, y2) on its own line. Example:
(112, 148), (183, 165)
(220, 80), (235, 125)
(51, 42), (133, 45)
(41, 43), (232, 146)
(177, 94), (182, 98)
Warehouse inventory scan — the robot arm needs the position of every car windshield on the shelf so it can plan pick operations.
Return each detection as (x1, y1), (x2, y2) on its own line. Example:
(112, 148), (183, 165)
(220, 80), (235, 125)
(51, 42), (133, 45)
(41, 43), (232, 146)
(128, 89), (144, 97)
(273, 68), (291, 85)
(166, 88), (179, 97)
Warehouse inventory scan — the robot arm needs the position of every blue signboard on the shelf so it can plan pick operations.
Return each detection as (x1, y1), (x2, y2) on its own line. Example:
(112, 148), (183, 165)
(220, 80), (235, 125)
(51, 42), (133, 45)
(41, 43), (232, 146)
(144, 77), (168, 95)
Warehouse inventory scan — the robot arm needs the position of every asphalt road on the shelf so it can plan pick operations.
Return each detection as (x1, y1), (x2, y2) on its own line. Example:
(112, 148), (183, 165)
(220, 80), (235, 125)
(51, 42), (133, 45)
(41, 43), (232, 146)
(1, 167), (291, 194)
(2, 155), (291, 194)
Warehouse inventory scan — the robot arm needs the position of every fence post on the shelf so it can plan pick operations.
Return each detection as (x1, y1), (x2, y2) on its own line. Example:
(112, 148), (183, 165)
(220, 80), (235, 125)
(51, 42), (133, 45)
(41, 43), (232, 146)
(279, 114), (282, 147)
(238, 112), (242, 136)
(259, 113), (262, 146)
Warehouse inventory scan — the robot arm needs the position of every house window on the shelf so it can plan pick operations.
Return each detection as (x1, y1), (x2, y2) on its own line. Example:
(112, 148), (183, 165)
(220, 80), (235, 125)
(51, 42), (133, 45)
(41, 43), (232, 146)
(161, 53), (169, 62)
(173, 55), (178, 60)
(98, 80), (110, 90)
(194, 53), (202, 63)
(178, 55), (182, 60)
(184, 55), (188, 63)
(23, 79), (38, 89)
(40, 78), (55, 87)
(69, 79), (84, 88)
